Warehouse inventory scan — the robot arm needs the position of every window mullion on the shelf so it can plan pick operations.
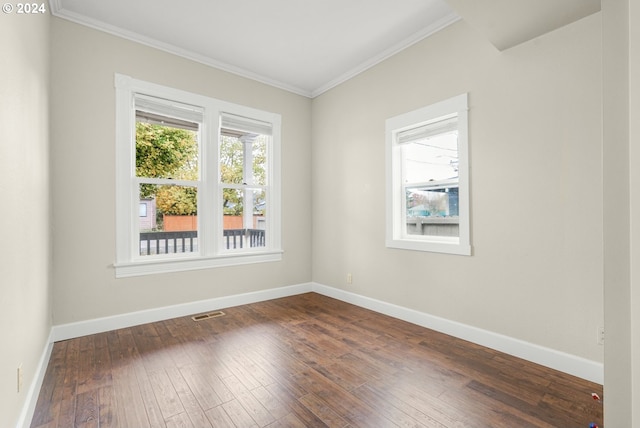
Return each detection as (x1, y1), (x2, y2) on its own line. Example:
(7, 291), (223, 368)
(135, 177), (197, 187)
(200, 107), (218, 257)
(399, 143), (409, 238)
(242, 136), (254, 230)
(130, 177), (140, 261)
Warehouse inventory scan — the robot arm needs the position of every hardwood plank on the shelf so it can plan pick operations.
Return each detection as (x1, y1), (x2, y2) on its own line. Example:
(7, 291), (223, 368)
(353, 382), (447, 428)
(205, 405), (238, 428)
(222, 374), (275, 426)
(244, 343), (310, 382)
(30, 341), (68, 427)
(298, 393), (348, 428)
(108, 330), (151, 428)
(351, 383), (440, 428)
(148, 370), (184, 420)
(291, 368), (393, 428)
(75, 335), (96, 395)
(123, 329), (167, 427)
(221, 353), (264, 391)
(165, 367), (213, 428)
(366, 376), (481, 428)
(92, 332), (114, 387)
(263, 382), (327, 427)
(165, 412), (195, 428)
(29, 293), (604, 428)
(221, 399), (260, 427)
(460, 380), (556, 428)
(232, 347), (278, 387)
(97, 386), (117, 427)
(110, 364), (150, 428)
(265, 412), (310, 428)
(179, 365), (224, 410)
(251, 386), (291, 421)
(55, 338), (80, 428)
(74, 390), (98, 428)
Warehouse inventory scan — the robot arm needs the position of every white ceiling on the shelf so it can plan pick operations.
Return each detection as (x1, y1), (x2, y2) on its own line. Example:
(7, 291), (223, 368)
(51, 0), (601, 98)
(51, 0), (459, 97)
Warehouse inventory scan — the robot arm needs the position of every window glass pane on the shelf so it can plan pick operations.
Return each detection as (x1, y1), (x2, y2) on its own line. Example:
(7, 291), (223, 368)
(253, 188), (266, 218)
(138, 184), (198, 256)
(405, 186), (459, 237)
(221, 188), (266, 250)
(250, 188), (267, 248)
(136, 119), (199, 181)
(222, 187), (243, 217)
(252, 136), (268, 186)
(220, 135), (244, 184)
(403, 131), (458, 184)
(220, 134), (268, 185)
(401, 124), (459, 239)
(222, 188), (244, 249)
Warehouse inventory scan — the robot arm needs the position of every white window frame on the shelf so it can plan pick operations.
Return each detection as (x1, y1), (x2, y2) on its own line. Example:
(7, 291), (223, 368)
(114, 74), (282, 277)
(385, 93), (471, 255)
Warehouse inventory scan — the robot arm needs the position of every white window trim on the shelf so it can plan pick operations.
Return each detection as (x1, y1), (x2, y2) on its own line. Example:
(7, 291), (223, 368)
(385, 93), (471, 256)
(114, 74), (282, 277)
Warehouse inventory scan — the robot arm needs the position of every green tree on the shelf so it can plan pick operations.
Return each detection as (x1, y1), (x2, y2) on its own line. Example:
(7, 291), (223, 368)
(220, 136), (243, 215)
(220, 135), (267, 216)
(136, 122), (198, 178)
(155, 185), (197, 215)
(136, 124), (267, 218)
(136, 122), (198, 215)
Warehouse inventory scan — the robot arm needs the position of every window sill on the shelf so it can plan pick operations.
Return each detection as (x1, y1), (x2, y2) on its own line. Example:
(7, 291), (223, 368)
(114, 250), (283, 278)
(386, 238), (471, 256)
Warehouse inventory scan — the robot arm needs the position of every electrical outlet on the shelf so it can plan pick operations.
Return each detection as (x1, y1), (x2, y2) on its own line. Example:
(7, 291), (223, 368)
(17, 364), (23, 393)
(597, 326), (605, 346)
(346, 273), (353, 284)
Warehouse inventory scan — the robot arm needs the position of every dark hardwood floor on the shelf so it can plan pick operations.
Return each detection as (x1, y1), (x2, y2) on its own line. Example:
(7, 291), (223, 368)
(31, 293), (603, 427)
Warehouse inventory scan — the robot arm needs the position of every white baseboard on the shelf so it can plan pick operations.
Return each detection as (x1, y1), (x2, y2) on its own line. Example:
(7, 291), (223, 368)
(311, 282), (603, 384)
(19, 281), (603, 428)
(16, 329), (54, 428)
(52, 282), (313, 342)
(19, 284), (312, 428)
(46, 280), (602, 386)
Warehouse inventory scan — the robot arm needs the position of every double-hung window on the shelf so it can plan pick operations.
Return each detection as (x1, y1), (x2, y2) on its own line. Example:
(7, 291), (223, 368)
(115, 74), (281, 277)
(386, 94), (470, 255)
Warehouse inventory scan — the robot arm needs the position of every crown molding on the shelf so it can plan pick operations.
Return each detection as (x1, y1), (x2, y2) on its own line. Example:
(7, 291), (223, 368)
(48, 0), (313, 97)
(49, 0), (458, 99)
(311, 13), (461, 98)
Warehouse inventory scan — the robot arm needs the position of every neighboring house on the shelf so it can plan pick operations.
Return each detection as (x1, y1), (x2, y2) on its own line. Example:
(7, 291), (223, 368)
(138, 198), (157, 231)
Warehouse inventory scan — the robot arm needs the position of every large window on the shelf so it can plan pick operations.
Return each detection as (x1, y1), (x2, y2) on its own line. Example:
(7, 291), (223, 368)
(115, 74), (281, 277)
(386, 94), (470, 255)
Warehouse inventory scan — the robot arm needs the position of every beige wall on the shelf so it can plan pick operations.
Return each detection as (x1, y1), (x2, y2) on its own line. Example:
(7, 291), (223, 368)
(312, 15), (603, 362)
(50, 18), (312, 325)
(0, 12), (52, 428)
(631, 0), (640, 421)
(602, 0), (640, 425)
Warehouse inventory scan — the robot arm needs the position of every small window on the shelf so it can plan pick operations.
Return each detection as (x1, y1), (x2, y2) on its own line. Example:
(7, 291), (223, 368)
(386, 94), (470, 255)
(115, 74), (282, 277)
